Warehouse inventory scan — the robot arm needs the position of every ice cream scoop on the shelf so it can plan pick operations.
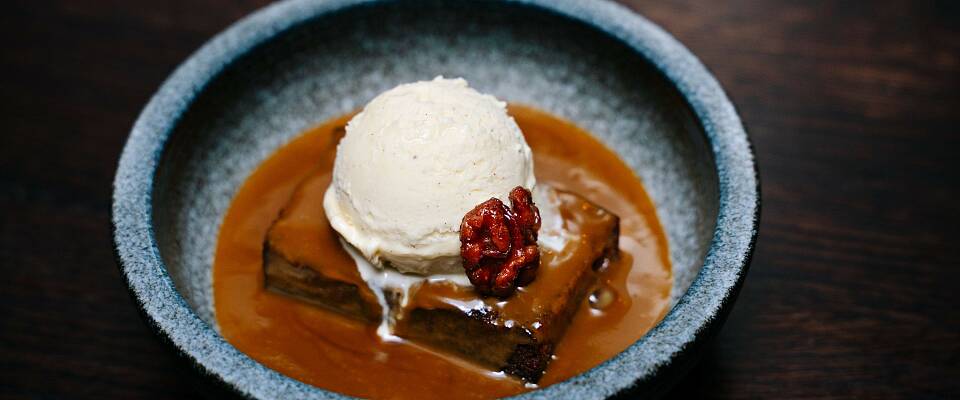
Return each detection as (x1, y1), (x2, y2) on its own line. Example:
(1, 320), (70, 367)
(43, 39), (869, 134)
(324, 77), (536, 275)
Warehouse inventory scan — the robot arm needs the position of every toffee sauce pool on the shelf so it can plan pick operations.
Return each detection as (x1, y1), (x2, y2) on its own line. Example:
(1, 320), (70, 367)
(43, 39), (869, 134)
(213, 105), (672, 399)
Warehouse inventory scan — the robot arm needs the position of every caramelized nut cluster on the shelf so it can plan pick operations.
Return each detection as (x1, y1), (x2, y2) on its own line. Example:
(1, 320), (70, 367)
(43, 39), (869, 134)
(460, 186), (541, 297)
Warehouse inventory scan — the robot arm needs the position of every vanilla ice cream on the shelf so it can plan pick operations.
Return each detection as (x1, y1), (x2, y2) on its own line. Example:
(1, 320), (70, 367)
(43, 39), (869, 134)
(324, 77), (536, 275)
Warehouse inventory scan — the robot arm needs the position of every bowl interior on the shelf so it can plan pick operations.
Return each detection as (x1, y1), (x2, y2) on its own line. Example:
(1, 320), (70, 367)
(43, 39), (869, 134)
(153, 0), (718, 373)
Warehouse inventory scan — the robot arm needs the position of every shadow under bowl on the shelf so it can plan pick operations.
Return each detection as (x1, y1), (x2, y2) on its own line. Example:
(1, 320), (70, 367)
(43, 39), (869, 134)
(112, 0), (759, 398)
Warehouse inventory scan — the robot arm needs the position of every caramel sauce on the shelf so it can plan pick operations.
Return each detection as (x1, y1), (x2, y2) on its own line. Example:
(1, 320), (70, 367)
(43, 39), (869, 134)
(213, 105), (672, 399)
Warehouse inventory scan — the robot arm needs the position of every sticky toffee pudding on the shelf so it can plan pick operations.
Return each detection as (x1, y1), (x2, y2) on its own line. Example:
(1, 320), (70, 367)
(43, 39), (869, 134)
(214, 98), (671, 398)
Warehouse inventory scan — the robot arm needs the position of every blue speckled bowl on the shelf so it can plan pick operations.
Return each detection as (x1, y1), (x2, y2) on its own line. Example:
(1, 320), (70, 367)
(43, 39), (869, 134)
(112, 0), (759, 398)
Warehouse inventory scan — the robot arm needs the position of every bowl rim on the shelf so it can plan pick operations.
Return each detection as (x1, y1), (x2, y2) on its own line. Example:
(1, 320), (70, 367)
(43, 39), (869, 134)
(112, 0), (760, 398)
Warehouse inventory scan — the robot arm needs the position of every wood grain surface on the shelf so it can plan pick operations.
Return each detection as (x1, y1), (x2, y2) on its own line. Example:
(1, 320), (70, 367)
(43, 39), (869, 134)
(2, 1), (958, 398)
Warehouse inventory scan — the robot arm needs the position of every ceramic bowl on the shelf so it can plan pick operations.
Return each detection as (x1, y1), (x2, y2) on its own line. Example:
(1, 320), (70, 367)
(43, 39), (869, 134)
(112, 0), (759, 398)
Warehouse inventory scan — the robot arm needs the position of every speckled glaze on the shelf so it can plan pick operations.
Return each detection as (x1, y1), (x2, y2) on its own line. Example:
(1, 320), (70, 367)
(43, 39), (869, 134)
(112, 0), (759, 398)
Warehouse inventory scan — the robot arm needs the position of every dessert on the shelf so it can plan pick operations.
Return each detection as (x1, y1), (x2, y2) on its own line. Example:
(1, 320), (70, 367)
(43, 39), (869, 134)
(214, 78), (672, 399)
(266, 172), (618, 381)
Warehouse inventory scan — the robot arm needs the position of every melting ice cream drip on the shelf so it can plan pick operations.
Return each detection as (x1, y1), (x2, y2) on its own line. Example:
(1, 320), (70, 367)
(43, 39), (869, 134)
(341, 239), (473, 340)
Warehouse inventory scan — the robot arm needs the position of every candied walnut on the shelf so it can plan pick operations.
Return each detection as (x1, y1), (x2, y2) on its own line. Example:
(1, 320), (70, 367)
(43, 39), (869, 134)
(460, 186), (541, 297)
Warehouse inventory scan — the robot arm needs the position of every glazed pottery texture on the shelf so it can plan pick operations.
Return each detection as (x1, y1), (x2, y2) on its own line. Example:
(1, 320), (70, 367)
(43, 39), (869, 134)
(112, 0), (759, 398)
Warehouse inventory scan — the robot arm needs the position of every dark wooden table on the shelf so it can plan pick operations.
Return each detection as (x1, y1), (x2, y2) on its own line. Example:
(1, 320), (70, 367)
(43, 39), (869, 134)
(3, 1), (958, 398)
